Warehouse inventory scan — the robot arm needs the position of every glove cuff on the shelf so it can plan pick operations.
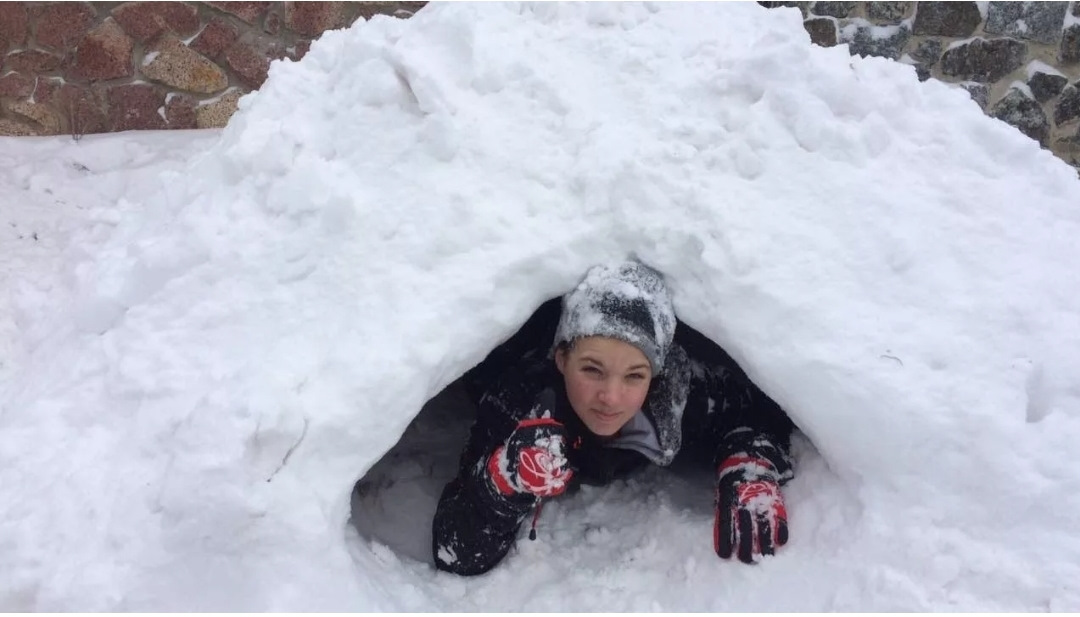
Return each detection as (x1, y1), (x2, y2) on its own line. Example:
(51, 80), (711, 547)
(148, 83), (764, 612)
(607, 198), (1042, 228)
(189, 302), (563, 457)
(718, 454), (778, 481)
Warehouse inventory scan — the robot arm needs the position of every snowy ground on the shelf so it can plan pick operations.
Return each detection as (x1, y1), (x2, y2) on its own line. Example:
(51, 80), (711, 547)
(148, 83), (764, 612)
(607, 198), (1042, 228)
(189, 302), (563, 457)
(3, 2), (1080, 611)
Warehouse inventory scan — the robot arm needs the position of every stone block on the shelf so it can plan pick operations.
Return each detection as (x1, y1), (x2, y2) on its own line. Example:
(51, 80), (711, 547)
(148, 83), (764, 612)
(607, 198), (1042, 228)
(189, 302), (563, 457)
(804, 17), (838, 47)
(910, 39), (942, 64)
(6, 100), (60, 133)
(991, 87), (1049, 146)
(143, 35), (228, 94)
(841, 21), (910, 60)
(224, 41), (271, 89)
(196, 88), (242, 128)
(353, 1), (426, 20)
(1029, 71), (1068, 103)
(290, 40), (312, 61)
(111, 2), (199, 43)
(1055, 84), (1080, 126)
(940, 38), (1027, 83)
(31, 78), (107, 135)
(4, 49), (63, 73)
(165, 93), (196, 129)
(0, 72), (33, 98)
(867, 2), (909, 24)
(1062, 24), (1080, 64)
(107, 83), (167, 131)
(205, 2), (269, 24)
(757, 2), (810, 17)
(70, 19), (134, 82)
(985, 1), (1066, 45)
(0, 118), (39, 136)
(811, 2), (855, 18)
(265, 11), (282, 35)
(0, 3), (28, 54)
(961, 82), (990, 110)
(33, 2), (97, 53)
(912, 2), (981, 37)
(285, 2), (350, 36)
(190, 19), (239, 61)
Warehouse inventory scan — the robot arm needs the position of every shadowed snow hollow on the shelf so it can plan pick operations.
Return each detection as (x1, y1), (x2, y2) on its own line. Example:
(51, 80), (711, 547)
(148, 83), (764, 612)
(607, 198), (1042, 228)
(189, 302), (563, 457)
(1, 2), (1079, 611)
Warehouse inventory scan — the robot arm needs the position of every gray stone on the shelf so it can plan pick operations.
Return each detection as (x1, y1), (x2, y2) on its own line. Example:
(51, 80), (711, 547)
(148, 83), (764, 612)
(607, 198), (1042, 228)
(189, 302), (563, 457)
(842, 21), (911, 60)
(1055, 84), (1080, 125)
(910, 38), (942, 64)
(915, 64), (932, 82)
(985, 1), (1067, 44)
(804, 17), (838, 47)
(1063, 24), (1080, 64)
(867, 2), (909, 24)
(912, 2), (981, 37)
(961, 82), (990, 110)
(757, 1), (810, 17)
(811, 1), (855, 18)
(1029, 71), (1068, 103)
(1075, 2), (1080, 17)
(991, 88), (1049, 146)
(940, 38), (1027, 83)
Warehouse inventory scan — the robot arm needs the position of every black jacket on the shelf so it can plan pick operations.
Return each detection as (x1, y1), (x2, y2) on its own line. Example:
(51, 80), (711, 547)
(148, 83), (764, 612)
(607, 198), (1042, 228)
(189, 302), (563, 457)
(432, 299), (795, 575)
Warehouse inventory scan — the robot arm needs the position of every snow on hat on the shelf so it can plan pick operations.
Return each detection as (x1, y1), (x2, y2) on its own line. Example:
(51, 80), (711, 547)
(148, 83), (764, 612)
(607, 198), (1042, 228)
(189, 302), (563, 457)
(551, 261), (677, 372)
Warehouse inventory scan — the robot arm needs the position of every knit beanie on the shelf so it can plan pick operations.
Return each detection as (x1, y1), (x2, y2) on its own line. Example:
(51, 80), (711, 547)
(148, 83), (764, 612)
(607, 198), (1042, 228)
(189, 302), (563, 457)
(551, 261), (677, 372)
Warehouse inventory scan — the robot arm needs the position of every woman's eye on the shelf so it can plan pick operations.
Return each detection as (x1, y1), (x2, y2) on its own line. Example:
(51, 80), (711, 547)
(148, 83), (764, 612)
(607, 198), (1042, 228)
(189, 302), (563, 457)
(626, 374), (646, 382)
(583, 366), (601, 375)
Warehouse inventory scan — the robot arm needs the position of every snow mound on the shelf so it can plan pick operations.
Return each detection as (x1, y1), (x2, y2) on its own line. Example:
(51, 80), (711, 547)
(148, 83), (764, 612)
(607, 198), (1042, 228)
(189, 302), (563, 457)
(2, 2), (1080, 610)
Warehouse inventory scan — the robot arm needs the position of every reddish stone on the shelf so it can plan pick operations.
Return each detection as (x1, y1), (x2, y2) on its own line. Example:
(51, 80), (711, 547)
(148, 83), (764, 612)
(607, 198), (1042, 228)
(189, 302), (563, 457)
(32, 3), (97, 53)
(205, 2), (269, 24)
(61, 85), (108, 135)
(110, 2), (199, 43)
(107, 83), (167, 131)
(285, 2), (349, 36)
(165, 93), (196, 129)
(189, 19), (239, 60)
(69, 19), (134, 82)
(224, 41), (270, 89)
(290, 40), (311, 61)
(30, 78), (107, 135)
(0, 3), (29, 54)
(0, 72), (33, 98)
(264, 11), (281, 35)
(4, 49), (63, 73)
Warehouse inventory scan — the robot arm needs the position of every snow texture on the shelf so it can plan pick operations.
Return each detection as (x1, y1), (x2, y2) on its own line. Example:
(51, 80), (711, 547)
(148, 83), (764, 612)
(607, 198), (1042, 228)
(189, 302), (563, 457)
(2, 2), (1080, 611)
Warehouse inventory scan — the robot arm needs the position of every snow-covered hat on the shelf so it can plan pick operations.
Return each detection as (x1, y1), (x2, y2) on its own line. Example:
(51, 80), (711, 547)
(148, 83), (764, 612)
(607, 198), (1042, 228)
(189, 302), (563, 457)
(551, 261), (677, 372)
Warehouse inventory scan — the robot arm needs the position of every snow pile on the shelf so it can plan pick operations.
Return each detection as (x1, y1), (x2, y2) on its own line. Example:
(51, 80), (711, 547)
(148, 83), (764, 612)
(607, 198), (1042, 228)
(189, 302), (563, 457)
(2, 2), (1080, 610)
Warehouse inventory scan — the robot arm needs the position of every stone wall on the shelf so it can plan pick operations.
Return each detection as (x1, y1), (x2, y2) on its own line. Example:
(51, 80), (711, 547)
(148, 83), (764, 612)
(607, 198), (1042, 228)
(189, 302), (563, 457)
(0, 1), (424, 137)
(5, 1), (1080, 171)
(763, 1), (1080, 169)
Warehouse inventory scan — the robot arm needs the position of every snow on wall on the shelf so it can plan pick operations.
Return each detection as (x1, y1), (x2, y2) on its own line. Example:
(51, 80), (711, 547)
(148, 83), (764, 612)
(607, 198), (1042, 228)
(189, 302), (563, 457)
(2, 2), (1080, 610)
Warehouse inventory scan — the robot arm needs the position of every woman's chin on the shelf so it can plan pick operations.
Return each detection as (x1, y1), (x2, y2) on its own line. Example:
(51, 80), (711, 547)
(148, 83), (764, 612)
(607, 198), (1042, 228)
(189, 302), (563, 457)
(585, 412), (628, 436)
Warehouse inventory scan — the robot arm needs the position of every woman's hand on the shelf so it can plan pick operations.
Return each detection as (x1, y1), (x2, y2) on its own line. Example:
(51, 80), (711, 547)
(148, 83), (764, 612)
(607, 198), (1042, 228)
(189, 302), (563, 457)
(714, 454), (788, 563)
(487, 416), (574, 498)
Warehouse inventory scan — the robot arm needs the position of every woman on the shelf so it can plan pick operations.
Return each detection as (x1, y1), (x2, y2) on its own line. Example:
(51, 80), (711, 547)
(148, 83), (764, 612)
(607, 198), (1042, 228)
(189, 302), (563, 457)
(432, 261), (795, 575)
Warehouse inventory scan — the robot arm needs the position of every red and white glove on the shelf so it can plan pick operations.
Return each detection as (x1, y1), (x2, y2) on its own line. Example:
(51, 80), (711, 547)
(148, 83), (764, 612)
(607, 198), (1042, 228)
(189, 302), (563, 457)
(714, 455), (788, 563)
(487, 417), (574, 498)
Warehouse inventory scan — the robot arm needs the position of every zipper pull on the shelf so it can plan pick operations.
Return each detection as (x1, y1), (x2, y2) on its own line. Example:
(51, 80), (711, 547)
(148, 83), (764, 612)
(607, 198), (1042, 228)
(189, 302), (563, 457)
(529, 499), (544, 541)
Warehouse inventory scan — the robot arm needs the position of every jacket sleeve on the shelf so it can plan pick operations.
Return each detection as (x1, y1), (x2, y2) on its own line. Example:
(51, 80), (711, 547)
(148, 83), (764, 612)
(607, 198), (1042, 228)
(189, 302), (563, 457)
(432, 367), (539, 576)
(678, 325), (795, 482)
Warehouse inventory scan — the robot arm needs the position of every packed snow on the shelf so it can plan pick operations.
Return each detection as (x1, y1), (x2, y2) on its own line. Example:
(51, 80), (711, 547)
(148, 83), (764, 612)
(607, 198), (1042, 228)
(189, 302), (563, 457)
(2, 2), (1080, 611)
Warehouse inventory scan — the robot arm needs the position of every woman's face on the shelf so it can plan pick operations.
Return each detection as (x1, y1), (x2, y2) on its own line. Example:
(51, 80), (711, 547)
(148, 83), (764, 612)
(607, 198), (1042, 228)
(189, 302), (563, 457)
(555, 336), (653, 436)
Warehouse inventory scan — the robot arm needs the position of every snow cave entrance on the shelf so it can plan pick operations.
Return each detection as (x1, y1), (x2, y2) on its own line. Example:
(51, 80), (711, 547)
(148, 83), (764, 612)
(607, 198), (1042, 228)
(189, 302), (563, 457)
(348, 295), (796, 567)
